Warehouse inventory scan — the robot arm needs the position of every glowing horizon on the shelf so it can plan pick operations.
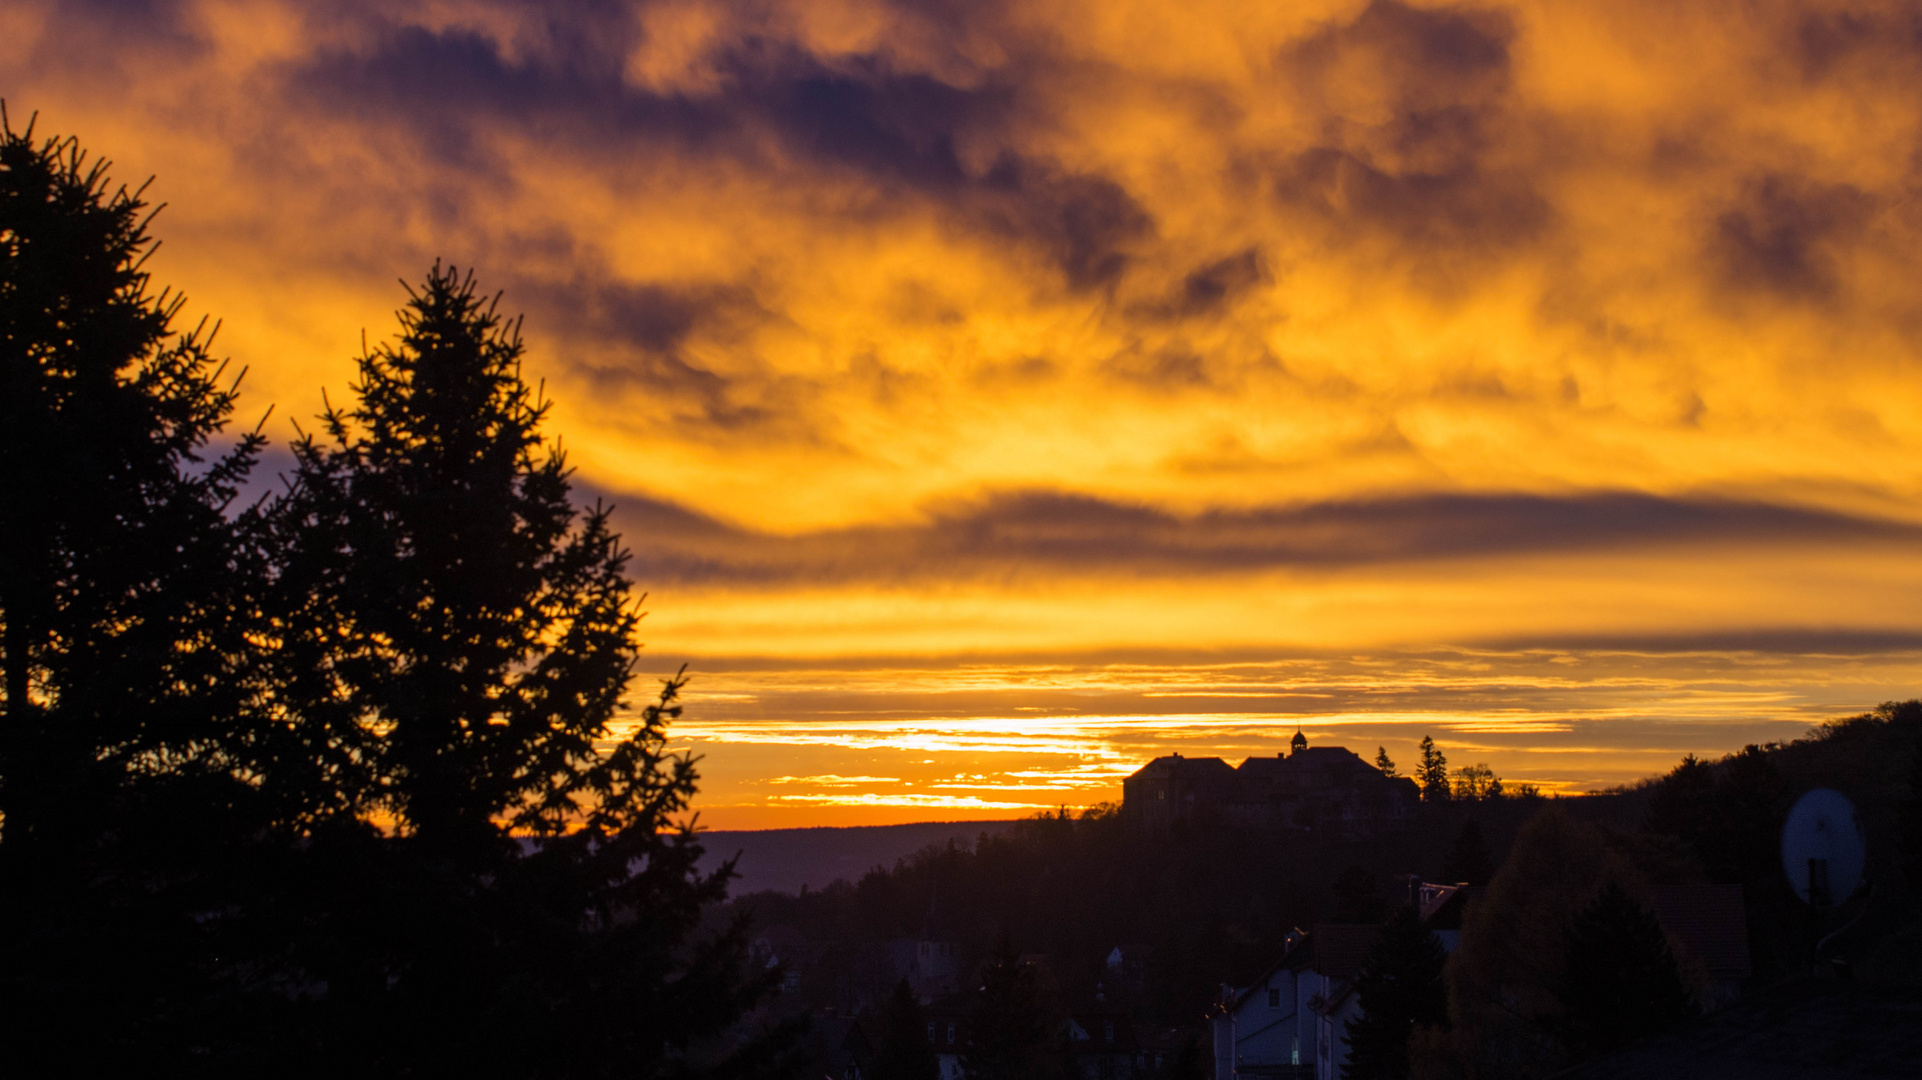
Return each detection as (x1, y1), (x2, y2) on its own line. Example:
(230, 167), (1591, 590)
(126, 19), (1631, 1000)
(652, 646), (1915, 827)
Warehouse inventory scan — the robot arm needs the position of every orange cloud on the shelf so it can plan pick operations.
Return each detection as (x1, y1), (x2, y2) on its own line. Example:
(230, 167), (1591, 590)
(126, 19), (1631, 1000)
(9, 0), (1922, 824)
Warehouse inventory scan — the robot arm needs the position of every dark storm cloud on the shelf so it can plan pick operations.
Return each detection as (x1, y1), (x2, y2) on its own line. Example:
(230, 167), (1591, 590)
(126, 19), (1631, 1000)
(289, 19), (729, 173)
(1794, 6), (1922, 81)
(8, 0), (210, 94)
(1709, 174), (1875, 302)
(614, 488), (1922, 586)
(976, 157), (1155, 290)
(1270, 0), (1548, 259)
(1279, 147), (1551, 251)
(726, 45), (998, 188)
(515, 274), (764, 356)
(1179, 249), (1267, 314)
(1128, 248), (1269, 322)
(277, 8), (1149, 292)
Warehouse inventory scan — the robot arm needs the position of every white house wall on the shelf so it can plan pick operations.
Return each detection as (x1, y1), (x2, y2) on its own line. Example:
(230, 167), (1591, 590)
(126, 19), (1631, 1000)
(1226, 965), (1317, 1077)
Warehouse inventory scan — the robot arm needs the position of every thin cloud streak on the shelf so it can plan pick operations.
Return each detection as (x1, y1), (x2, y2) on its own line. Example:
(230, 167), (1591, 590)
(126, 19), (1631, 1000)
(607, 487), (1922, 586)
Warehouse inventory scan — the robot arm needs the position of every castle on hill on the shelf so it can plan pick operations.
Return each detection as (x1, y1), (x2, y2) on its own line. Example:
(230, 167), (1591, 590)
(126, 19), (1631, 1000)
(1120, 729), (1419, 836)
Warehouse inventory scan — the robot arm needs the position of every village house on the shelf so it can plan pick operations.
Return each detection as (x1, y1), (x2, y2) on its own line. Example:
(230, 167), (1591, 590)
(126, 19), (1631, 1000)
(1068, 1012), (1139, 1080)
(921, 1003), (973, 1080)
(889, 936), (965, 1003)
(1211, 881), (1468, 1080)
(1211, 879), (1750, 1080)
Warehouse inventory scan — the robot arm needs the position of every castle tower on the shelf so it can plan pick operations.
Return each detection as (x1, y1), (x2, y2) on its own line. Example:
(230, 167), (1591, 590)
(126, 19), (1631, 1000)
(1290, 727), (1307, 755)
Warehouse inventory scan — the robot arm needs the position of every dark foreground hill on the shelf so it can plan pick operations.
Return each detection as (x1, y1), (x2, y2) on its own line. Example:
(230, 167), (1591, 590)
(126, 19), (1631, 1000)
(697, 820), (1018, 895)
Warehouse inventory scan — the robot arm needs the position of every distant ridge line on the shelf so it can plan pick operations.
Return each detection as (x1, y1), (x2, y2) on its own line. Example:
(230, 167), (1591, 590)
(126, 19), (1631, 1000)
(696, 819), (1020, 896)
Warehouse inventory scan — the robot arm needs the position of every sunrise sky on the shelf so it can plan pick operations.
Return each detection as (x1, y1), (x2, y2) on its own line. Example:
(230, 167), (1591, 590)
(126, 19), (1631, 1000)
(10, 0), (1922, 826)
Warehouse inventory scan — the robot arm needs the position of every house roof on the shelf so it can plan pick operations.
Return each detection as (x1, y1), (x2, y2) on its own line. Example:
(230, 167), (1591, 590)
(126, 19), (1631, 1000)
(1418, 883), (1486, 931)
(1236, 747), (1377, 777)
(1227, 929), (1309, 1010)
(1649, 884), (1751, 978)
(1416, 883), (1460, 923)
(1129, 754), (1238, 781)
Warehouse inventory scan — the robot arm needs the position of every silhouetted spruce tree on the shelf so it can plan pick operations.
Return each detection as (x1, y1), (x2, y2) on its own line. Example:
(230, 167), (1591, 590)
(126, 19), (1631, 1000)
(1341, 906), (1448, 1080)
(1374, 747), (1397, 778)
(1644, 753), (1714, 853)
(1417, 737), (1449, 802)
(1906, 732), (1922, 893)
(1554, 883), (1696, 1061)
(872, 980), (940, 1080)
(1709, 745), (1786, 883)
(0, 110), (271, 1070)
(267, 265), (784, 1077)
(1170, 1033), (1210, 1080)
(961, 937), (1064, 1080)
(1331, 864), (1390, 922)
(1441, 820), (1494, 886)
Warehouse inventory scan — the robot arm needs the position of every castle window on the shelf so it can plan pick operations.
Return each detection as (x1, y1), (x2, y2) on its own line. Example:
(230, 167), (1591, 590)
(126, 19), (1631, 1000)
(947, 1023), (956, 1045)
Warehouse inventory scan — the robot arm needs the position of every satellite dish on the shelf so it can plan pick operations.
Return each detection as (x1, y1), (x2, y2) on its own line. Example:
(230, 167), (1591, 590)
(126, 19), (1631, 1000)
(1780, 788), (1865, 907)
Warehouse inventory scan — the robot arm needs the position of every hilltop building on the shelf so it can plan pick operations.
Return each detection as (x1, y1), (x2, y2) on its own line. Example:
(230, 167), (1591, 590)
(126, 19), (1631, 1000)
(1120, 731), (1418, 835)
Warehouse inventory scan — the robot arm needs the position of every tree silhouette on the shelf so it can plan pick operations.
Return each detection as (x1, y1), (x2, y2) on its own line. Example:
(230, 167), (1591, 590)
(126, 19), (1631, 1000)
(1331, 864), (1389, 922)
(1341, 906), (1448, 1080)
(1450, 763), (1501, 801)
(1644, 753), (1714, 845)
(1906, 732), (1922, 889)
(1417, 737), (1449, 802)
(0, 109), (270, 1070)
(1374, 747), (1397, 778)
(265, 265), (782, 1075)
(4, 108), (788, 1074)
(1554, 883), (1696, 1060)
(961, 937), (1064, 1080)
(871, 980), (941, 1080)
(1708, 745), (1786, 881)
(1441, 819), (1494, 886)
